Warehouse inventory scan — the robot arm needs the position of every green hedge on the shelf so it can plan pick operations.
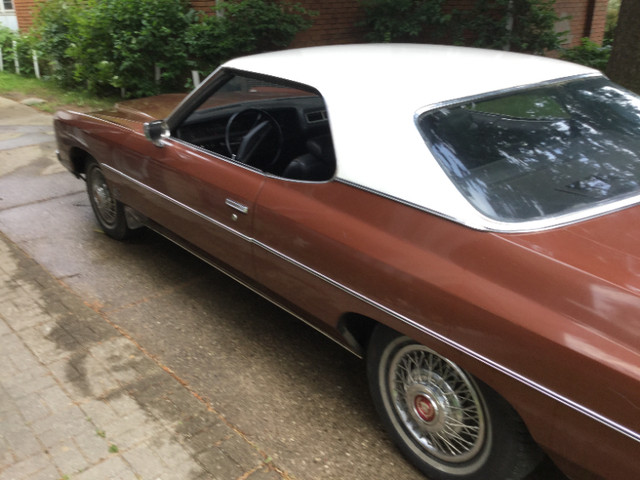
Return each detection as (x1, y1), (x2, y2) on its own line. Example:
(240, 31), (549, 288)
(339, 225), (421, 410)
(561, 38), (611, 72)
(31, 0), (314, 98)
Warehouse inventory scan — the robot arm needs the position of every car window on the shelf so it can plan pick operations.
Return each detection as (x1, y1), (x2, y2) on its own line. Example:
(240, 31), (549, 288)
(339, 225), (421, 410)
(419, 77), (640, 223)
(174, 74), (335, 182)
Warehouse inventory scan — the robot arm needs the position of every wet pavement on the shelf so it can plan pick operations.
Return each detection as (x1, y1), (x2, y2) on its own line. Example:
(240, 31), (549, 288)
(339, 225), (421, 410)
(0, 230), (279, 480)
(0, 96), (569, 480)
(0, 97), (284, 480)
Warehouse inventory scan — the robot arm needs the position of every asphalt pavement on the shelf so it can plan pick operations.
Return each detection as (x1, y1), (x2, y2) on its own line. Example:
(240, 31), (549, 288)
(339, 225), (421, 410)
(0, 96), (567, 480)
(0, 97), (283, 480)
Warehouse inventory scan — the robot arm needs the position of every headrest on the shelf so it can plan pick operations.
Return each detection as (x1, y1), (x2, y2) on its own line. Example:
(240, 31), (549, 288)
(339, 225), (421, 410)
(307, 135), (335, 164)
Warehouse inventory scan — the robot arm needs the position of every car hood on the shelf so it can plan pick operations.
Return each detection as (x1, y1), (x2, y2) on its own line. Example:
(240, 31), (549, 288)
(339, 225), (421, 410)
(497, 204), (640, 351)
(91, 93), (187, 126)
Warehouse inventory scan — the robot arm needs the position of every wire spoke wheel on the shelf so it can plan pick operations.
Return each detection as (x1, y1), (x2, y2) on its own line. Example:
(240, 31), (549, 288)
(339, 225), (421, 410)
(89, 167), (118, 226)
(388, 344), (486, 464)
(367, 327), (543, 480)
(85, 158), (130, 240)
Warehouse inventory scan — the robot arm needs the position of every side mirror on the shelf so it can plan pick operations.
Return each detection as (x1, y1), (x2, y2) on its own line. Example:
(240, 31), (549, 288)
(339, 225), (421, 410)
(144, 120), (170, 147)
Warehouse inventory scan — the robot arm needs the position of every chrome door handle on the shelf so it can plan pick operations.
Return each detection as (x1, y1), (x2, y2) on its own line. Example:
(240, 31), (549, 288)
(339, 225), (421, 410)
(225, 198), (249, 214)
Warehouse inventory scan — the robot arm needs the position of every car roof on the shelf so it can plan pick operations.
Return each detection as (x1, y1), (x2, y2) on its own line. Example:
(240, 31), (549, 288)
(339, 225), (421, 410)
(225, 44), (593, 108)
(223, 45), (600, 232)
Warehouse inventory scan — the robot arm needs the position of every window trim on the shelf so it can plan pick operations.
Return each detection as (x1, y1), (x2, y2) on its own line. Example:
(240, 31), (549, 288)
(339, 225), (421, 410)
(0, 0), (15, 14)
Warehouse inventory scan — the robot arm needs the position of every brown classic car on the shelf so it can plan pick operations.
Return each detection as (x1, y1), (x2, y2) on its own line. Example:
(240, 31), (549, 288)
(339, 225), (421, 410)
(54, 45), (640, 480)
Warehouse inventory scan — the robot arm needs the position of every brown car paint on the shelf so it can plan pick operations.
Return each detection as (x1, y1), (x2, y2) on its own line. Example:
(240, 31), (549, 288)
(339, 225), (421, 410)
(54, 92), (640, 480)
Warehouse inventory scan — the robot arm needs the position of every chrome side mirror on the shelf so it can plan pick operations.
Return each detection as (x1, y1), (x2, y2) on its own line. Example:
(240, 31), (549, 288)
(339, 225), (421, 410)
(143, 120), (170, 147)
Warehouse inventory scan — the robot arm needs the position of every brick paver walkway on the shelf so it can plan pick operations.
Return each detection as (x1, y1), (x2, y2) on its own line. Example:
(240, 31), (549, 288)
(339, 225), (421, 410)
(0, 232), (279, 480)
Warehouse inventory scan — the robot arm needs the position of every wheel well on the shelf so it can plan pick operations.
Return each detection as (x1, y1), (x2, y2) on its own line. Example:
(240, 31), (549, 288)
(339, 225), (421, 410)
(337, 313), (378, 357)
(339, 314), (542, 453)
(69, 147), (92, 177)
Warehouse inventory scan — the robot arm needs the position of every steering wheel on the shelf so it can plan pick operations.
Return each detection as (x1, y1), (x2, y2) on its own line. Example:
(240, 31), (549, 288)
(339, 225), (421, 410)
(225, 108), (283, 168)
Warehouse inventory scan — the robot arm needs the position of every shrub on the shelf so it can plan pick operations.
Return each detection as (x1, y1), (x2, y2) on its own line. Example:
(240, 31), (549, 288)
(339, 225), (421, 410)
(357, 0), (450, 43)
(454, 0), (567, 54)
(561, 38), (611, 72)
(34, 0), (313, 97)
(34, 0), (82, 86)
(66, 0), (195, 97)
(0, 25), (16, 62)
(186, 0), (314, 75)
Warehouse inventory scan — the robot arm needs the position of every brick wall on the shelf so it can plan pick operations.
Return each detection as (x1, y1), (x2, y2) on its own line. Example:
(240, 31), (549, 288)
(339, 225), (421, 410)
(290, 0), (609, 49)
(288, 0), (365, 48)
(14, 0), (608, 50)
(191, 0), (217, 13)
(13, 0), (37, 32)
(555, 0), (609, 46)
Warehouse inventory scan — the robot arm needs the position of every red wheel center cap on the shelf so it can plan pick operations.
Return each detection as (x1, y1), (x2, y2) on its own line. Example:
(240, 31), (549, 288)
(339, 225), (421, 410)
(414, 394), (436, 422)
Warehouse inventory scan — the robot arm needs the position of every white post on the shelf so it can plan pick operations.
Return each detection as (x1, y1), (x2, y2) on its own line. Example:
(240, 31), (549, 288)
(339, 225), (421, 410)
(12, 40), (19, 74)
(154, 64), (161, 85)
(32, 50), (40, 79)
(191, 70), (201, 87)
(0, 48), (3, 72)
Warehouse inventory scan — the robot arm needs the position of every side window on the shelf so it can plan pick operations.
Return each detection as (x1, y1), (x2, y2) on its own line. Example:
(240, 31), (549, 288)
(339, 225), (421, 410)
(174, 73), (335, 182)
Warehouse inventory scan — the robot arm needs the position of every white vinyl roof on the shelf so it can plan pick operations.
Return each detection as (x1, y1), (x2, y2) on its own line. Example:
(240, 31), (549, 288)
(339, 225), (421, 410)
(224, 44), (600, 231)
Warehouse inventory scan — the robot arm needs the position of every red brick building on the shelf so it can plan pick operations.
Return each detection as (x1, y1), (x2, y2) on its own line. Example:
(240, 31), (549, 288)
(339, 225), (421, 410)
(11, 0), (608, 48)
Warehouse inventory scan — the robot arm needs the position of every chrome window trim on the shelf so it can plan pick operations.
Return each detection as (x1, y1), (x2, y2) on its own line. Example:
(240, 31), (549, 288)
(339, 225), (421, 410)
(413, 72), (640, 233)
(337, 178), (479, 229)
(415, 73), (600, 117)
(339, 177), (640, 233)
(102, 162), (640, 445)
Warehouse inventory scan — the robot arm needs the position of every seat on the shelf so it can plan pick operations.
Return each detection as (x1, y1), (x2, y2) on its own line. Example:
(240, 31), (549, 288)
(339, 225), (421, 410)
(282, 135), (335, 181)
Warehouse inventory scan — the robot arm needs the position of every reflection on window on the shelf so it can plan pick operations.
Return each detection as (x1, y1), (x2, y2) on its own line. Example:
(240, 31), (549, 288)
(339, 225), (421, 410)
(420, 77), (640, 223)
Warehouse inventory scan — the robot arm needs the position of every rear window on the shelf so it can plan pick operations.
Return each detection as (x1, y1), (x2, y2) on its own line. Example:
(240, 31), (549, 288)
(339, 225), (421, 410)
(419, 77), (640, 223)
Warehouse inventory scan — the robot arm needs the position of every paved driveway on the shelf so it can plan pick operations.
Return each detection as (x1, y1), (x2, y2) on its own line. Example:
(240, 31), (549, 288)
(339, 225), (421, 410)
(0, 96), (567, 480)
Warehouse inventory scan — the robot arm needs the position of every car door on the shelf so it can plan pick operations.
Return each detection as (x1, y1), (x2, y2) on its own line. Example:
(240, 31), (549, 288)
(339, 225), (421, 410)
(109, 128), (264, 278)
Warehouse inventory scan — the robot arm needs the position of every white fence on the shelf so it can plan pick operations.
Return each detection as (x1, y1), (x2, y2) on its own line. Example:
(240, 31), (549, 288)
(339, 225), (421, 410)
(0, 43), (41, 79)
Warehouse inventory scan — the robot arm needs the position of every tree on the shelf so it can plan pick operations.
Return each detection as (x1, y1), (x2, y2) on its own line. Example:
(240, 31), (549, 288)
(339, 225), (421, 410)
(453, 0), (566, 54)
(606, 0), (640, 94)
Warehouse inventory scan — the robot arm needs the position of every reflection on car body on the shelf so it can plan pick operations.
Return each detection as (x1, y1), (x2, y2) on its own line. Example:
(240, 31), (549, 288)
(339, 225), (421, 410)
(54, 44), (640, 480)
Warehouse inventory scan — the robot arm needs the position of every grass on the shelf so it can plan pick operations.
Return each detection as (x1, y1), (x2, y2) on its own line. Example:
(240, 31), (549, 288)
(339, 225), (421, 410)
(0, 71), (117, 113)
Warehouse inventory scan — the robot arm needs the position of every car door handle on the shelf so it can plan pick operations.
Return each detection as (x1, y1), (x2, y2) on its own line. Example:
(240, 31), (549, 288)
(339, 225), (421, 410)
(225, 198), (249, 215)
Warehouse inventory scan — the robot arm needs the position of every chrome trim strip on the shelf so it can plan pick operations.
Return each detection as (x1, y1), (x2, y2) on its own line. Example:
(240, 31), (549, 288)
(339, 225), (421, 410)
(415, 73), (600, 117)
(336, 178), (469, 229)
(411, 73), (640, 234)
(338, 177), (640, 234)
(103, 162), (639, 444)
(101, 164), (252, 243)
(254, 238), (640, 445)
(143, 225), (361, 359)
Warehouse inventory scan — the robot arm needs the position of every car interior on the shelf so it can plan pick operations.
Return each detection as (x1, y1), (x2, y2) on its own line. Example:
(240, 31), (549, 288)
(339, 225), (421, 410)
(174, 75), (336, 182)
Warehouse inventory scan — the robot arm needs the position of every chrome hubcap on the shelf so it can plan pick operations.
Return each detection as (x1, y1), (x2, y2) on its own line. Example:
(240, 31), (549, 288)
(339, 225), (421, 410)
(388, 345), (486, 463)
(91, 170), (117, 225)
